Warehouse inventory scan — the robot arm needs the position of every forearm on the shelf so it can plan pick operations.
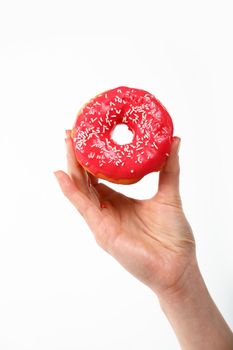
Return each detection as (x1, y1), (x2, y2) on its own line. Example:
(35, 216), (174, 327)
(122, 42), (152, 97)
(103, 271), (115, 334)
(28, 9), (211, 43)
(157, 263), (233, 350)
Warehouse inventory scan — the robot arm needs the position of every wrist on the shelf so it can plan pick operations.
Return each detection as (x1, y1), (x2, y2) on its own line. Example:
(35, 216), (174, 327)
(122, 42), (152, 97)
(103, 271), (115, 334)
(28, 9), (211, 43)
(157, 259), (205, 309)
(156, 260), (233, 350)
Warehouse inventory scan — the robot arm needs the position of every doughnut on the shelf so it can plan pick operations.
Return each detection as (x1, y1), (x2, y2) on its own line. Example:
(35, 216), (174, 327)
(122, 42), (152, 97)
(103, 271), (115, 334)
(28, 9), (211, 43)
(71, 86), (173, 184)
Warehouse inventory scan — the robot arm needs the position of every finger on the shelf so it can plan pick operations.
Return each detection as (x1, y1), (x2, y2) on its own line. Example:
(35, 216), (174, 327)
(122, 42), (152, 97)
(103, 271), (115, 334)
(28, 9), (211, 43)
(87, 172), (99, 187)
(157, 136), (181, 200)
(93, 182), (118, 201)
(65, 130), (89, 195)
(86, 172), (102, 205)
(54, 170), (103, 228)
(66, 130), (100, 202)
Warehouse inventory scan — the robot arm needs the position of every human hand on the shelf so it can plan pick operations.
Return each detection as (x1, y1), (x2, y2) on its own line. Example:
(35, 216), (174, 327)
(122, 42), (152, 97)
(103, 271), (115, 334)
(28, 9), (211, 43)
(55, 132), (233, 350)
(54, 131), (196, 298)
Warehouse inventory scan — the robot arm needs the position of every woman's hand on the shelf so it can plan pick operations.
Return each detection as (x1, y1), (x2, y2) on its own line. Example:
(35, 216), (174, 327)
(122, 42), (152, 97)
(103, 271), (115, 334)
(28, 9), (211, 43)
(54, 131), (196, 297)
(55, 132), (233, 349)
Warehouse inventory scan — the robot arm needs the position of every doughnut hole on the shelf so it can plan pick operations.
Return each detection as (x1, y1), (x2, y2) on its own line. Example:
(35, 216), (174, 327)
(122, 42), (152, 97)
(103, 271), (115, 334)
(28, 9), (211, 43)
(110, 123), (134, 145)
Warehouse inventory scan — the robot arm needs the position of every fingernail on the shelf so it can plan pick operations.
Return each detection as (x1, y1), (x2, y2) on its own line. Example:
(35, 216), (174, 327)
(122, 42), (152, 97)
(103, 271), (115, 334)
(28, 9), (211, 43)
(65, 130), (71, 138)
(177, 139), (181, 154)
(173, 136), (181, 154)
(53, 171), (59, 179)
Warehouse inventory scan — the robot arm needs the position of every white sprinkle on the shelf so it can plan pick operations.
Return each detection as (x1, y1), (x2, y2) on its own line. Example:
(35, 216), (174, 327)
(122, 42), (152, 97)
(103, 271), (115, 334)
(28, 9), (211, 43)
(85, 162), (89, 166)
(117, 89), (122, 93)
(115, 95), (122, 103)
(129, 108), (134, 115)
(105, 93), (108, 99)
(142, 113), (146, 120)
(102, 125), (109, 132)
(152, 142), (158, 150)
(90, 110), (95, 115)
(88, 152), (95, 158)
(130, 169), (134, 173)
(98, 121), (102, 126)
(110, 101), (116, 106)
(165, 152), (169, 156)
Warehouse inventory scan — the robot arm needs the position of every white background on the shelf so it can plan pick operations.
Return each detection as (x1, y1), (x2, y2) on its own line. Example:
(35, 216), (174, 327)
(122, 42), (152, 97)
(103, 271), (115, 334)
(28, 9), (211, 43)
(0, 0), (233, 349)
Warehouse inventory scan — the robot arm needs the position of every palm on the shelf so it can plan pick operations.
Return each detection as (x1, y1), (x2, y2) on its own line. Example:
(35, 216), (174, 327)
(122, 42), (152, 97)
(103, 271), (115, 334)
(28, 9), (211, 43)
(87, 183), (194, 293)
(55, 132), (195, 295)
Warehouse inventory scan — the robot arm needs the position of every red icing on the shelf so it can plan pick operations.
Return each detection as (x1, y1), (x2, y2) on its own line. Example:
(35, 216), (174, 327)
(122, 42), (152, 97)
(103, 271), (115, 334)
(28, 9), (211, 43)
(72, 86), (173, 182)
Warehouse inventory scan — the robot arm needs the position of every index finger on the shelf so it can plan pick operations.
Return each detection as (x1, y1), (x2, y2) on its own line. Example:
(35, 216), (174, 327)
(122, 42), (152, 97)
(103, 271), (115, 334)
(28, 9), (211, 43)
(65, 129), (90, 195)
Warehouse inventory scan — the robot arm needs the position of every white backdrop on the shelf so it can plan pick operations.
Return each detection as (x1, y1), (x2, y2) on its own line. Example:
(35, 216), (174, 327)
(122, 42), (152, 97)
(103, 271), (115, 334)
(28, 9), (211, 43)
(0, 1), (233, 349)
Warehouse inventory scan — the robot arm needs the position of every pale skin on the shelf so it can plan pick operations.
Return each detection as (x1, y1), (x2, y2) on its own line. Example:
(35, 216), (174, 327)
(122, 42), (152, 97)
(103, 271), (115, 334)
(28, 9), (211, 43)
(54, 130), (233, 350)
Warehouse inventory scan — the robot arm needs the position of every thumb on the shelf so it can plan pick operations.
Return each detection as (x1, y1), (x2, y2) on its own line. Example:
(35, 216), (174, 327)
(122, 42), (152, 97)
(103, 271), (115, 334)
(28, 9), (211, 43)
(157, 136), (181, 202)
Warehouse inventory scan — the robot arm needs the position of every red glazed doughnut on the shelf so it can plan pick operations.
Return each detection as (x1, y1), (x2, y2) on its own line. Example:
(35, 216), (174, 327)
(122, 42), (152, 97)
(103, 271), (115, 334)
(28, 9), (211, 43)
(71, 86), (173, 184)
